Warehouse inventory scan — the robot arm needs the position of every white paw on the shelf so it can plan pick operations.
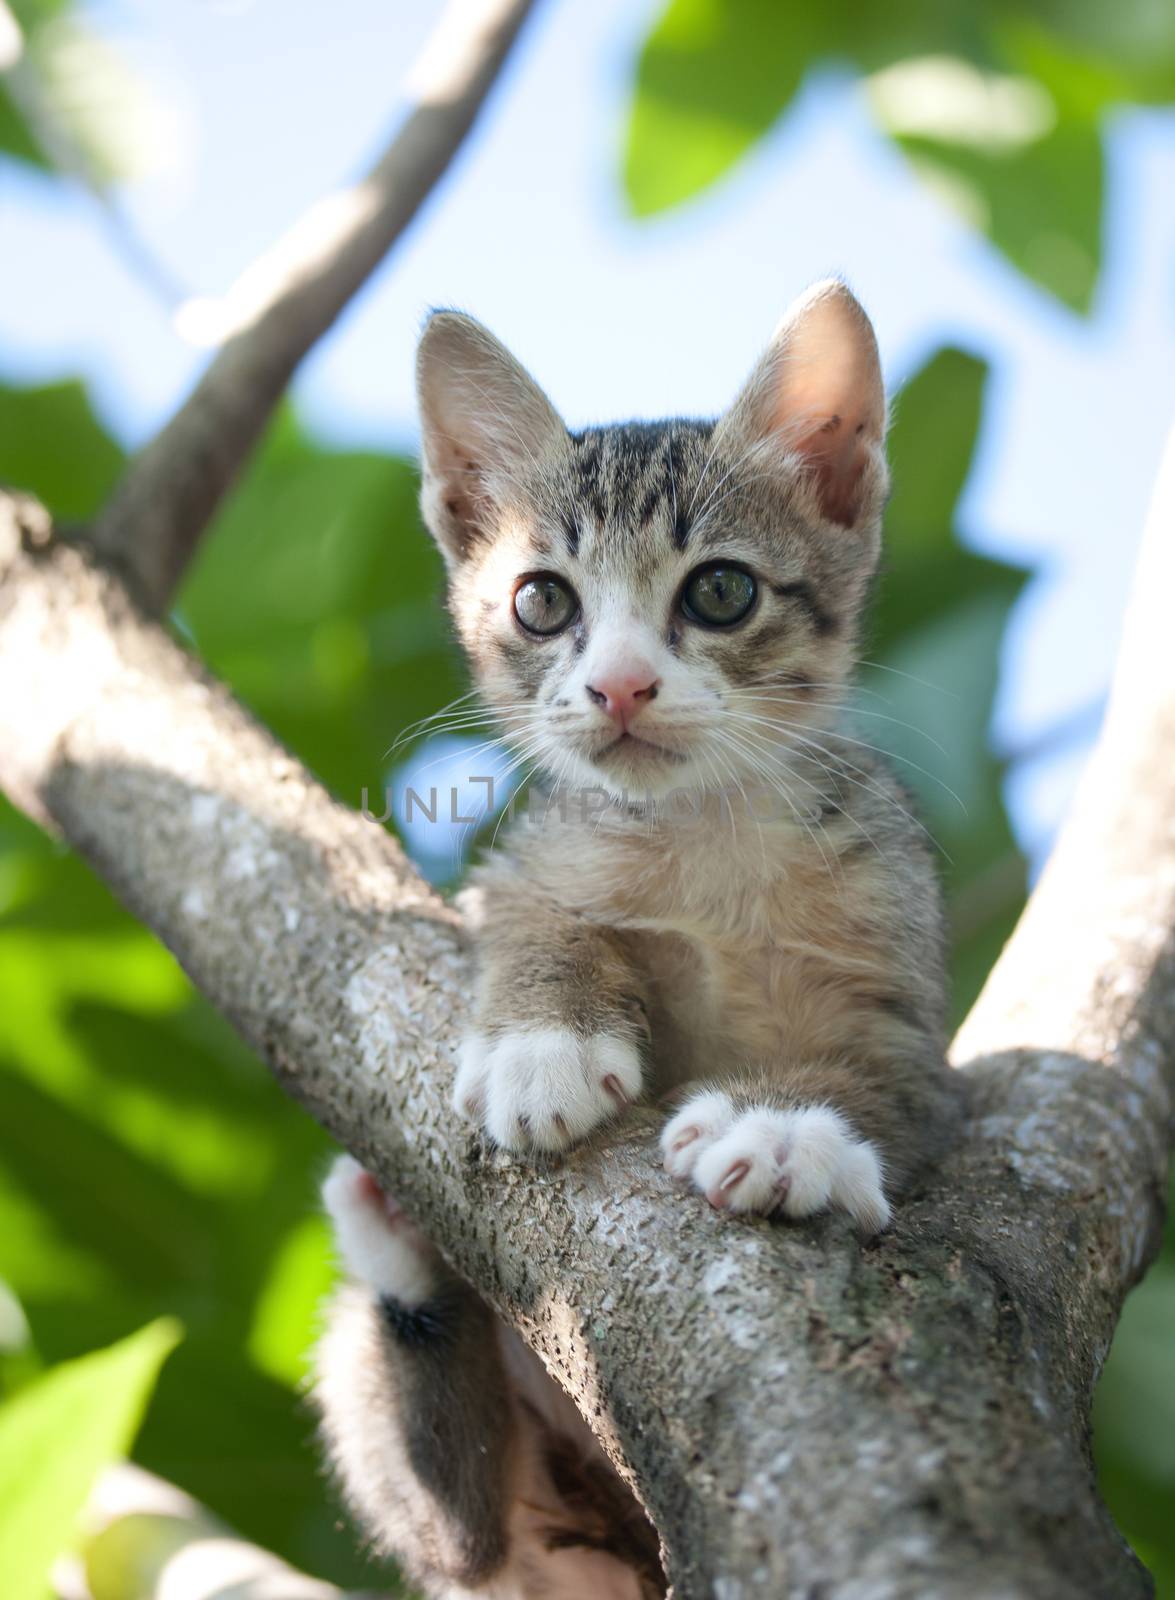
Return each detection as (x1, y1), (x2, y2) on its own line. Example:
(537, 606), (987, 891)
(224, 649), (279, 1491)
(321, 1154), (437, 1307)
(453, 1028), (642, 1153)
(661, 1093), (890, 1233)
(660, 1089), (737, 1178)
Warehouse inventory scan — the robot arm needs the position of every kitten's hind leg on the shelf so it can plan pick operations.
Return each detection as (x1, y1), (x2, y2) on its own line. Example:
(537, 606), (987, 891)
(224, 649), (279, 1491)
(322, 1154), (440, 1309)
(316, 1157), (666, 1600)
(315, 1155), (515, 1594)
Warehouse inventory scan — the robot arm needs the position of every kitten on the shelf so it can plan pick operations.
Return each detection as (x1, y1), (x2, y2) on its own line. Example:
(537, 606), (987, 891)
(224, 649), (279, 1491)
(314, 282), (963, 1596)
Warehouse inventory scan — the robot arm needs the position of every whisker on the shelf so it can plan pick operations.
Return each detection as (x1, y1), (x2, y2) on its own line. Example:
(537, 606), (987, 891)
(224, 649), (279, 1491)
(686, 427), (724, 518)
(386, 690), (483, 756)
(712, 725), (844, 889)
(726, 720), (901, 881)
(731, 675), (892, 703)
(386, 695), (551, 760)
(724, 699), (964, 815)
(720, 698), (951, 760)
(792, 720), (965, 816)
(855, 658), (961, 700)
(690, 464), (784, 541)
(775, 725), (951, 863)
(704, 733), (762, 864)
(397, 711), (561, 784)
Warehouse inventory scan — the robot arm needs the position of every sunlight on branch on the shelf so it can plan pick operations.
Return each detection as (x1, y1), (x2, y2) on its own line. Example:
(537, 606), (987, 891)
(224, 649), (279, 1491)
(173, 0), (529, 352)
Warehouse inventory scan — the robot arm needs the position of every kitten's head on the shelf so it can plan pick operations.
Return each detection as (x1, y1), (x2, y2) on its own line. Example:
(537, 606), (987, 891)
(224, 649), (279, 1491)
(416, 282), (888, 802)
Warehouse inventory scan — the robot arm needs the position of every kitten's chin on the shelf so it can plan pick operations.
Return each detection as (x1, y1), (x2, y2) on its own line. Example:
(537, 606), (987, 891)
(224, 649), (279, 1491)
(578, 735), (704, 803)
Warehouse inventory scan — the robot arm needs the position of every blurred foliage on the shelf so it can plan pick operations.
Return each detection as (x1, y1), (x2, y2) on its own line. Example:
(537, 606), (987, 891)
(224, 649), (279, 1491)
(849, 347), (1029, 1018)
(0, 0), (168, 184)
(0, 1320), (178, 1600)
(0, 0), (66, 169)
(625, 0), (1175, 310)
(0, 1), (1172, 1594)
(1094, 1214), (1175, 1599)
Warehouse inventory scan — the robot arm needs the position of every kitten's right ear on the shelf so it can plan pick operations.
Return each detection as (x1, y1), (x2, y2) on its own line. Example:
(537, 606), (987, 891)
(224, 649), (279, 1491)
(416, 312), (568, 563)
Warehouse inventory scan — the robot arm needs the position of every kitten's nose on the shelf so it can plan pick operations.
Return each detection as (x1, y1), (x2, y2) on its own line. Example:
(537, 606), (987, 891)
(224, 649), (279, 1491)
(585, 670), (660, 727)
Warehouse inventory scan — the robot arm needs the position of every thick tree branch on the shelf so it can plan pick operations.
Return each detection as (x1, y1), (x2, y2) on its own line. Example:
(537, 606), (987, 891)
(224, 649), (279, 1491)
(87, 0), (538, 615)
(0, 431), (1172, 1596)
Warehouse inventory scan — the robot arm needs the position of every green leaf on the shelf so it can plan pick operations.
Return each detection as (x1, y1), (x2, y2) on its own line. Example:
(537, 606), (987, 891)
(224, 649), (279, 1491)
(0, 5), (70, 168)
(0, 6), (59, 169)
(0, 380), (125, 521)
(1096, 1259), (1175, 1487)
(624, 0), (1175, 308)
(0, 1318), (180, 1600)
(1096, 1213), (1175, 1596)
(623, 0), (993, 216)
(6, 1), (73, 32)
(859, 347), (1028, 1017)
(0, 87), (48, 169)
(1, 1), (174, 184)
(248, 1213), (335, 1388)
(180, 407), (465, 811)
(624, 0), (820, 216)
(893, 117), (1100, 314)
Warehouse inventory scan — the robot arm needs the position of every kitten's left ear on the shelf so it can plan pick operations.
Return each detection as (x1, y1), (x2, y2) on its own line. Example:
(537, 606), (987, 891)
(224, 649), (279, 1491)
(719, 280), (887, 531)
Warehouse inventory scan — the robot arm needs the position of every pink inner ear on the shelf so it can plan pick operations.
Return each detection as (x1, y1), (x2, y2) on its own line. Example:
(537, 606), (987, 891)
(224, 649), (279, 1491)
(794, 412), (870, 529)
(746, 283), (885, 529)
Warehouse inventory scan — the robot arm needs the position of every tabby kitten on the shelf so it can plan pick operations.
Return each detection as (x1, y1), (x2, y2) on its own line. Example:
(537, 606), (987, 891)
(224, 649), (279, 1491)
(315, 282), (962, 1598)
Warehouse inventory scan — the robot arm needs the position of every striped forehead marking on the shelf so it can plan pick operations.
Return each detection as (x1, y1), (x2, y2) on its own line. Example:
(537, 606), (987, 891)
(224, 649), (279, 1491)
(565, 420), (713, 549)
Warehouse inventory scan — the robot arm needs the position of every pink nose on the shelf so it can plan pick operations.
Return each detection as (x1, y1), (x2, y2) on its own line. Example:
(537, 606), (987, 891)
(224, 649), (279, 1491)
(585, 670), (660, 727)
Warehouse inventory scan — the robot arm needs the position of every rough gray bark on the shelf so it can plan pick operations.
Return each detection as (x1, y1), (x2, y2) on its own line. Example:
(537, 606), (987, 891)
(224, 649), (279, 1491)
(87, 0), (538, 615)
(0, 430), (1171, 1597)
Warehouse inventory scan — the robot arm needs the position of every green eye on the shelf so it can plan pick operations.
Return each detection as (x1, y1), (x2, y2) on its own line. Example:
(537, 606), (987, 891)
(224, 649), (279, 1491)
(681, 564), (757, 627)
(513, 574), (578, 636)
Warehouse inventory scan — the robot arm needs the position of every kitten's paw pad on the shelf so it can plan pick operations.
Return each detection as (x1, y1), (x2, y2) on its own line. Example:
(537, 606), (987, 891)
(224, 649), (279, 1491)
(660, 1090), (738, 1180)
(321, 1154), (438, 1307)
(454, 1028), (641, 1153)
(673, 1103), (890, 1232)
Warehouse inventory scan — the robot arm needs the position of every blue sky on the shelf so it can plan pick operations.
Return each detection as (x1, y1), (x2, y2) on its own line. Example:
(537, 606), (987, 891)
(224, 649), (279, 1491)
(3, 0), (1174, 867)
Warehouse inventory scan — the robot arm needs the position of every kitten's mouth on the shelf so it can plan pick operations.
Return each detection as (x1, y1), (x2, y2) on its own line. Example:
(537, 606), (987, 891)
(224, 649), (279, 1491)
(595, 731), (688, 766)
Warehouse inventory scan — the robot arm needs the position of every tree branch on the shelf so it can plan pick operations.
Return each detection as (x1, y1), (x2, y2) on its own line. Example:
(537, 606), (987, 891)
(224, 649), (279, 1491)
(0, 429), (1172, 1595)
(87, 0), (538, 615)
(55, 1464), (376, 1600)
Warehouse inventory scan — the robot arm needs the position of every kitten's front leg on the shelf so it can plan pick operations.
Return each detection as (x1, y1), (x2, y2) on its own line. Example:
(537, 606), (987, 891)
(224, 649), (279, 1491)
(456, 912), (648, 1153)
(660, 1058), (959, 1234)
(661, 1087), (890, 1233)
(457, 1029), (645, 1152)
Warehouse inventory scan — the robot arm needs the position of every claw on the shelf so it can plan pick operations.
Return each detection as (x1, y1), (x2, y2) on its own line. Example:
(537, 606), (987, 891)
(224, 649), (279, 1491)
(708, 1159), (751, 1208)
(467, 1029), (642, 1153)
